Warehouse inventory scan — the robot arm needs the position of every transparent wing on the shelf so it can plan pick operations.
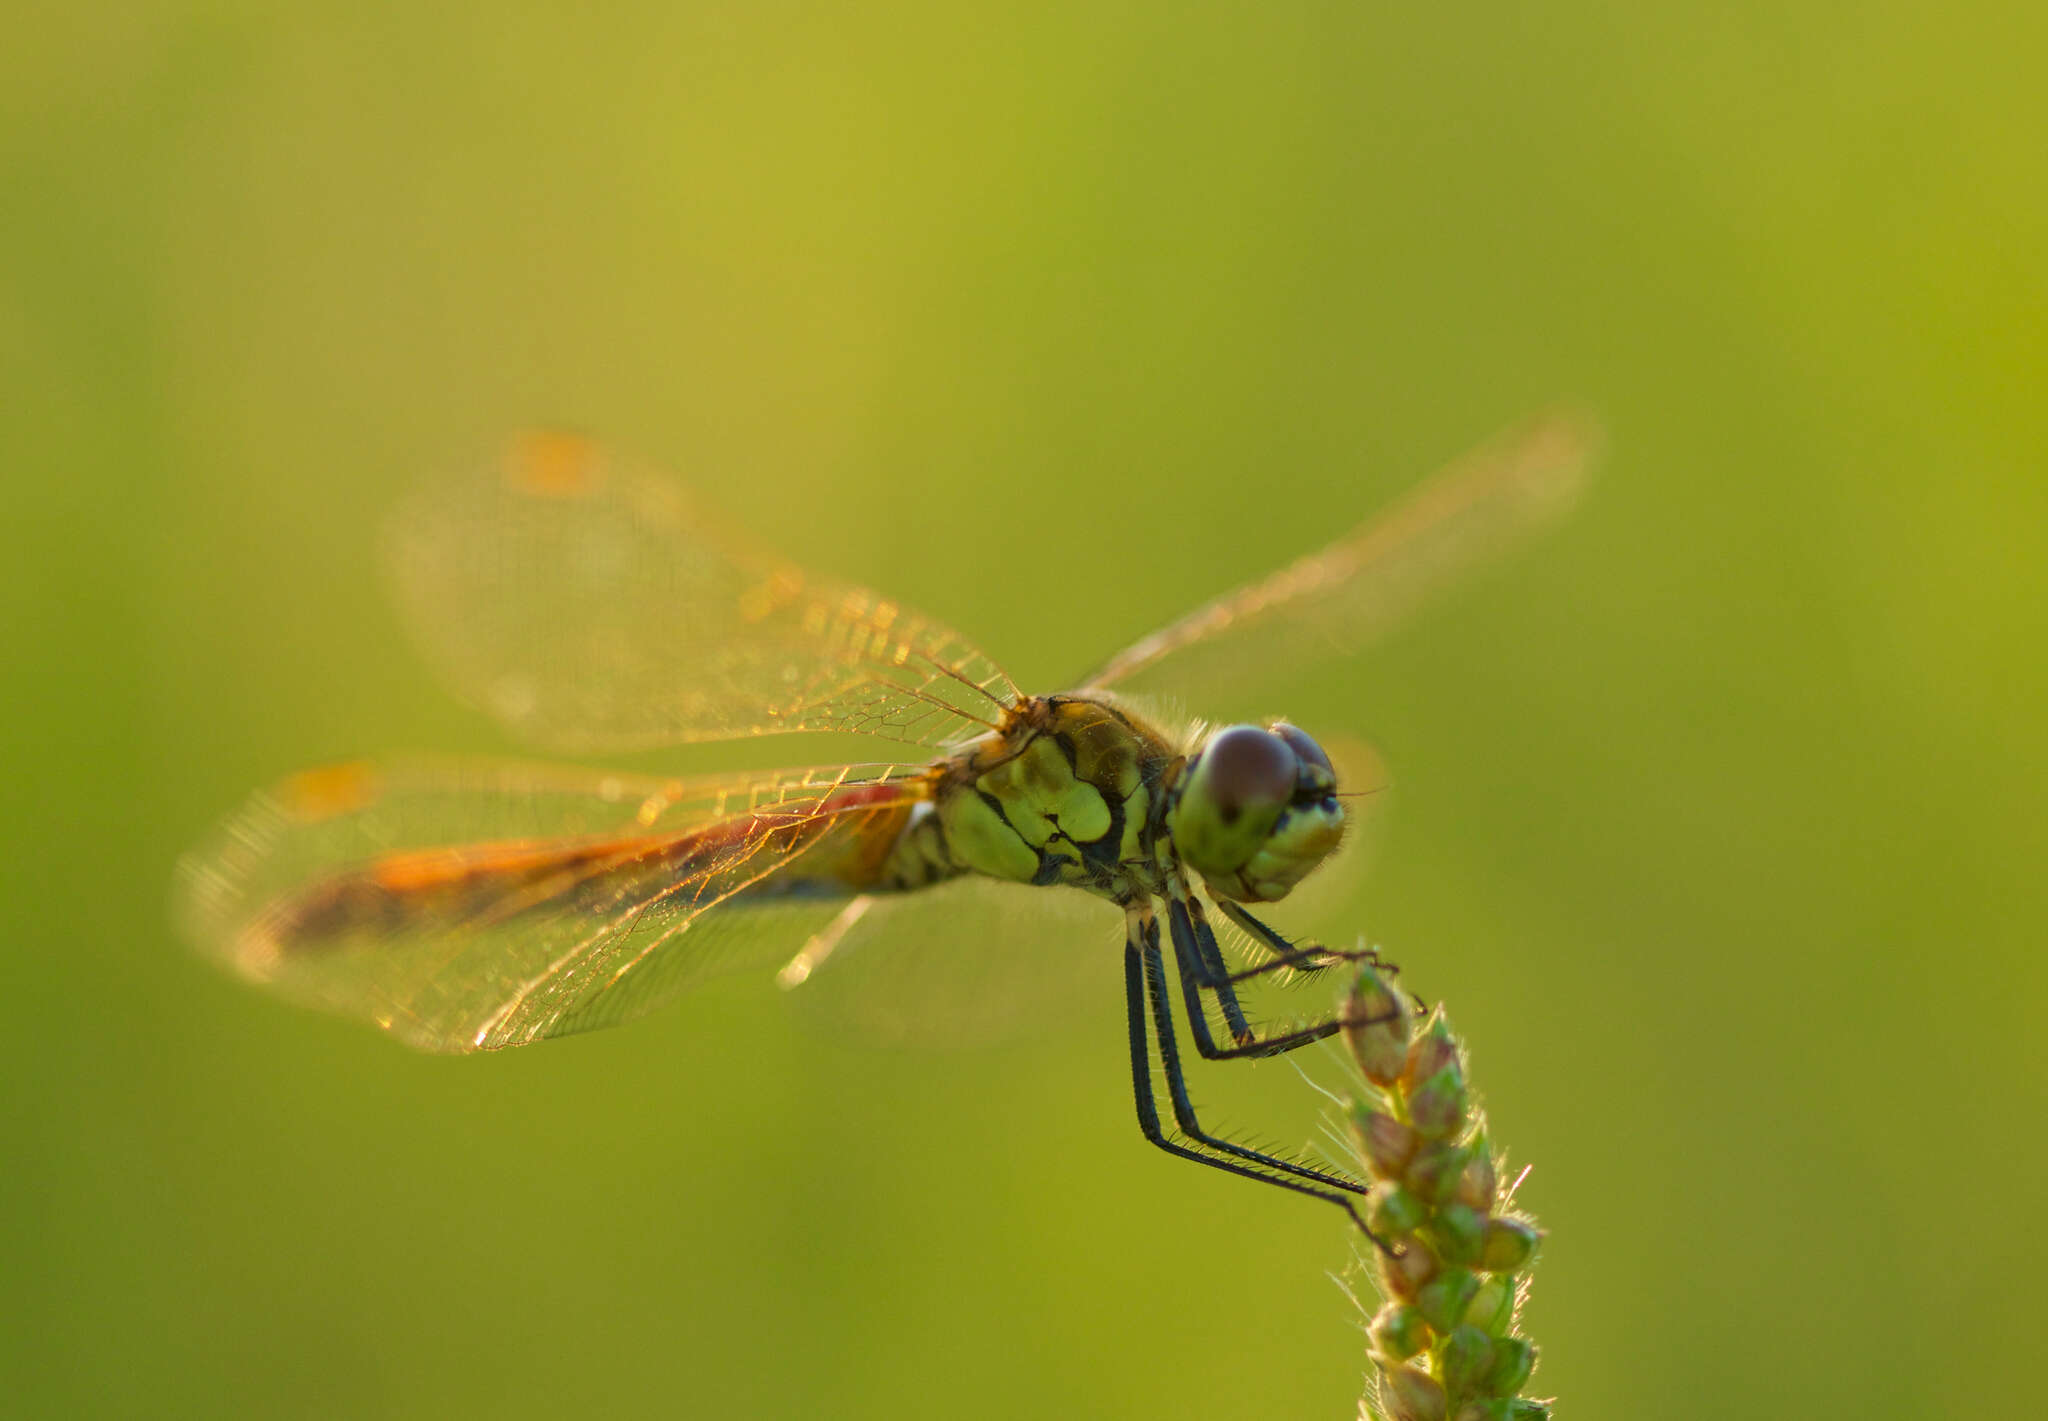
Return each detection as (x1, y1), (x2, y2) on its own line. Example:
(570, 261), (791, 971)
(386, 432), (1021, 754)
(776, 879), (1124, 1050)
(175, 758), (929, 1052)
(776, 736), (1393, 1050)
(1080, 412), (1599, 703)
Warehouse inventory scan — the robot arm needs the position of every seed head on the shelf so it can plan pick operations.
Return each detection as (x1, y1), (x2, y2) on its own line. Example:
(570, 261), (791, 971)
(1341, 958), (1550, 1421)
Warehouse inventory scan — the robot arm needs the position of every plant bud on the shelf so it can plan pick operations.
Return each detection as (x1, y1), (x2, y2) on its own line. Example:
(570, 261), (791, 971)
(1380, 1363), (1448, 1421)
(1344, 968), (1411, 1085)
(1370, 1302), (1431, 1363)
(1439, 1325), (1496, 1403)
(1414, 1266), (1480, 1334)
(1455, 1141), (1498, 1210)
(1433, 1201), (1485, 1266)
(1351, 1106), (1420, 1179)
(1407, 1066), (1470, 1140)
(1463, 1275), (1516, 1335)
(1380, 1237), (1440, 1299)
(1484, 1337), (1536, 1397)
(1369, 1181), (1429, 1238)
(1404, 1140), (1472, 1204)
(1403, 1012), (1461, 1088)
(1480, 1218), (1541, 1274)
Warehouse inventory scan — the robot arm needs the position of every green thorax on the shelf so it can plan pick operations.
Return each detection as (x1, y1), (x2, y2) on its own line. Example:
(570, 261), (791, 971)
(879, 695), (1181, 901)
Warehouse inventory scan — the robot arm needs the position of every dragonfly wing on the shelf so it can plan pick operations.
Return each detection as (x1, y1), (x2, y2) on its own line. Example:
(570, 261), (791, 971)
(387, 433), (1021, 754)
(778, 876), (1125, 1050)
(175, 758), (929, 1052)
(1079, 412), (1599, 706)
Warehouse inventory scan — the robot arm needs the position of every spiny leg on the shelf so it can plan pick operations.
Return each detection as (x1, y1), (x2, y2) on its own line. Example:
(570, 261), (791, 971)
(1124, 906), (1381, 1227)
(1216, 899), (1438, 1017)
(1167, 885), (1255, 1044)
(1169, 897), (1397, 1061)
(1122, 931), (1383, 1245)
(1160, 878), (1355, 1051)
(1212, 897), (1394, 985)
(1164, 896), (1267, 1057)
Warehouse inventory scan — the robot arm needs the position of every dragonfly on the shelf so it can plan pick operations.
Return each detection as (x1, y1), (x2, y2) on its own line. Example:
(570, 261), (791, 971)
(175, 415), (1594, 1238)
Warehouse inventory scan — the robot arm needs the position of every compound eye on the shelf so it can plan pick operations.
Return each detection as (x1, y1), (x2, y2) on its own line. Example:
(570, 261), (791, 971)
(1199, 726), (1299, 826)
(1270, 722), (1334, 790)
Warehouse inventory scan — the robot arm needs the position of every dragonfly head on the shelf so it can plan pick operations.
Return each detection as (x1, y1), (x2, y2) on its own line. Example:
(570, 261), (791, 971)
(1172, 722), (1347, 903)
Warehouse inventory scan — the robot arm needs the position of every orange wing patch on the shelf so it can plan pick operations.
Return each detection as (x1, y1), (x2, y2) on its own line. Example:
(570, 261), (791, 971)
(245, 779), (928, 972)
(276, 762), (381, 822)
(504, 430), (606, 498)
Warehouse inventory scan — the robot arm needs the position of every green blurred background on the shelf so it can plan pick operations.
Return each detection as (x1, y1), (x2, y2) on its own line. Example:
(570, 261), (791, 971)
(7, 5), (2045, 1417)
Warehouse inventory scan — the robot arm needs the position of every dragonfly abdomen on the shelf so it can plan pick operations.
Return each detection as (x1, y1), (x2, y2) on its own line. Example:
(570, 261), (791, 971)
(246, 786), (929, 963)
(728, 787), (962, 902)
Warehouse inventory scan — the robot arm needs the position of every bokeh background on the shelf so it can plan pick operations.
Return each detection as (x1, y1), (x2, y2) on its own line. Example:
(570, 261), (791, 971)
(7, 5), (2046, 1418)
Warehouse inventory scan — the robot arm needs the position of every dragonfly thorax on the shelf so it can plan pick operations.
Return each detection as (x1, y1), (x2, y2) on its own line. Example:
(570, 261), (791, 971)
(1168, 722), (1347, 903)
(901, 700), (1348, 907)
(906, 696), (1177, 901)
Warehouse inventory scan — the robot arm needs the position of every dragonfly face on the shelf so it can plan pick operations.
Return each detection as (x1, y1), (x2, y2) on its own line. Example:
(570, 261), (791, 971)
(176, 414), (1593, 1234)
(1171, 721), (1347, 904)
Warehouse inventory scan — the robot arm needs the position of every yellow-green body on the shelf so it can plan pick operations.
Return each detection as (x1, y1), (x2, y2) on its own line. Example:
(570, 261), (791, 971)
(872, 695), (1179, 903)
(848, 691), (1346, 912)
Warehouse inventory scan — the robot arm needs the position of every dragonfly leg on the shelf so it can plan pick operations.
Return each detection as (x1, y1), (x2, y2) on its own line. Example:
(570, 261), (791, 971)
(1169, 897), (1406, 1060)
(775, 895), (874, 988)
(1213, 898), (1398, 984)
(1123, 907), (1386, 1247)
(1170, 894), (1256, 1044)
(1162, 896), (1264, 1056)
